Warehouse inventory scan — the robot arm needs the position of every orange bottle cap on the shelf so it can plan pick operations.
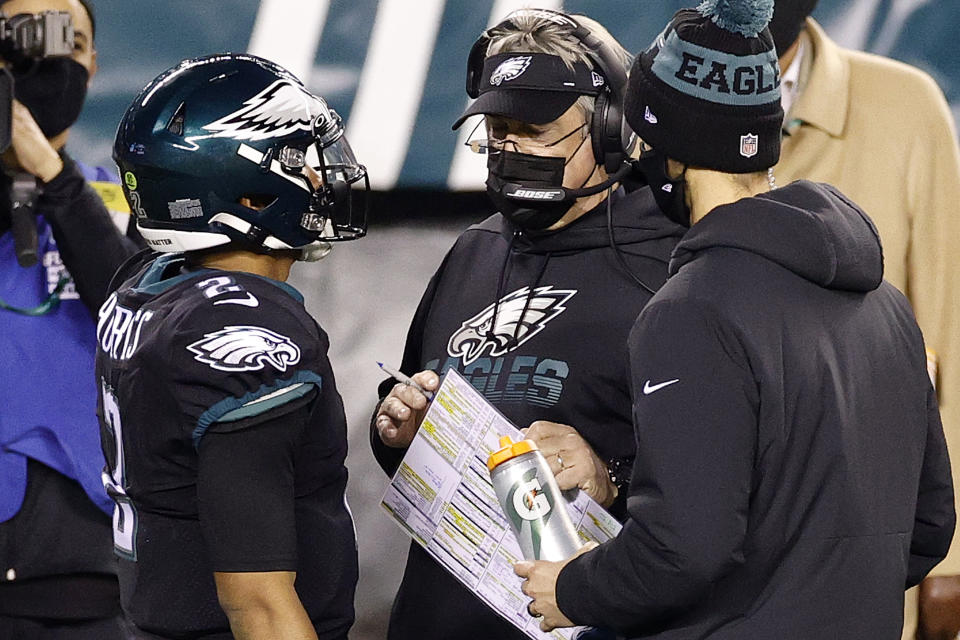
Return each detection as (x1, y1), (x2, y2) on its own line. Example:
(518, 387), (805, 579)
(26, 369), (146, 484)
(487, 435), (538, 471)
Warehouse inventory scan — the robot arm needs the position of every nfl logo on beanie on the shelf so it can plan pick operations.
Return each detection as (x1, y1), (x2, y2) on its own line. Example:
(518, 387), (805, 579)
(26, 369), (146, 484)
(624, 0), (784, 173)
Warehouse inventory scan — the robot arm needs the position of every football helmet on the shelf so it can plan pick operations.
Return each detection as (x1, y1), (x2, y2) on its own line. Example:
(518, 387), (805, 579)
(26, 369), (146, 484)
(113, 53), (368, 259)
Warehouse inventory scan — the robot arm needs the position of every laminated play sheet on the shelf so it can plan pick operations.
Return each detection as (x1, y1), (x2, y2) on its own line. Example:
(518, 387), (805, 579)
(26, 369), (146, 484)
(382, 368), (622, 639)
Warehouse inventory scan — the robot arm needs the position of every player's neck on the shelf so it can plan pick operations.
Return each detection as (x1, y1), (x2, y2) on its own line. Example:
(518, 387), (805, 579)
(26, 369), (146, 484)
(196, 249), (296, 282)
(687, 168), (768, 225)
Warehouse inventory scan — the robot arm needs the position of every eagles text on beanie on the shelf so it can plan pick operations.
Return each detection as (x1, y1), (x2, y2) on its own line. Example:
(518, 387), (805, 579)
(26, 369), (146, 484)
(625, 0), (784, 173)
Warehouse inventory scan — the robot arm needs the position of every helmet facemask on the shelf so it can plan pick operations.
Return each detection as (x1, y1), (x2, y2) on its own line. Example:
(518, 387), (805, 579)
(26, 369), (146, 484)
(240, 109), (369, 261)
(287, 110), (369, 244)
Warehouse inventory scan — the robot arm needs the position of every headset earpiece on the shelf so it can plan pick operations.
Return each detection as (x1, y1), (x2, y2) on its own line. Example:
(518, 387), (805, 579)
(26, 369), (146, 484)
(591, 88), (628, 175)
(465, 30), (491, 99)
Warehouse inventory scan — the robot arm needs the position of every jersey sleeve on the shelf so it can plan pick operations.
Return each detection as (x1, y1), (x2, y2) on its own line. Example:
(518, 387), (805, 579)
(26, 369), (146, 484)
(197, 390), (317, 572)
(41, 153), (144, 315)
(161, 274), (324, 448)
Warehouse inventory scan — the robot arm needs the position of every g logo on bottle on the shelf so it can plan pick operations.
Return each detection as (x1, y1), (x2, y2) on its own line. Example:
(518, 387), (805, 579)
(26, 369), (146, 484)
(512, 476), (551, 520)
(504, 466), (557, 559)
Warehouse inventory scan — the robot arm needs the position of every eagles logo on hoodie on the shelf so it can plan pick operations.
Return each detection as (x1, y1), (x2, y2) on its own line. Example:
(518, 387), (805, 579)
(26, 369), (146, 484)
(446, 285), (576, 365)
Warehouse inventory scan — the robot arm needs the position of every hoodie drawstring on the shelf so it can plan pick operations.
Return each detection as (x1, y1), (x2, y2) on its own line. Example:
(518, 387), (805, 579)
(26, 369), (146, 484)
(486, 228), (553, 349)
(504, 251), (553, 349)
(486, 229), (519, 343)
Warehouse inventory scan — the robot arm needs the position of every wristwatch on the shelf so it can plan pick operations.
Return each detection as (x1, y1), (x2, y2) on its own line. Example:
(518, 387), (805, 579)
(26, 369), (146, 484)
(605, 456), (633, 495)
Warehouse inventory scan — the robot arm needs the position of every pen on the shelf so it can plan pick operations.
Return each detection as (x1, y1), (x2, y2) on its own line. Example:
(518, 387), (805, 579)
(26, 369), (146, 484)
(377, 361), (435, 400)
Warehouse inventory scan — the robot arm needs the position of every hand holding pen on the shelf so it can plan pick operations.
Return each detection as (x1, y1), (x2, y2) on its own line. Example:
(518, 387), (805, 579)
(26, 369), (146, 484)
(377, 362), (435, 400)
(374, 363), (440, 449)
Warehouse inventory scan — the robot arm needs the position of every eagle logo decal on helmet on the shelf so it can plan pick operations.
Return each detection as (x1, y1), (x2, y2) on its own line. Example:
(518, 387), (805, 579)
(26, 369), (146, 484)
(447, 286), (576, 365)
(201, 79), (333, 142)
(490, 56), (533, 86)
(187, 325), (301, 372)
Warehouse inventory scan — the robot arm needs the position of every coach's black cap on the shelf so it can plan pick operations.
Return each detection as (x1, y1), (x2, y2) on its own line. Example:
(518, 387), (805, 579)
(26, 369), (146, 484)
(453, 52), (605, 129)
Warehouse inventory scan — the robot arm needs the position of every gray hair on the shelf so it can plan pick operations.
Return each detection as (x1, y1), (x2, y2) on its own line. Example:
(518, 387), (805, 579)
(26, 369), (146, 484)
(485, 12), (631, 124)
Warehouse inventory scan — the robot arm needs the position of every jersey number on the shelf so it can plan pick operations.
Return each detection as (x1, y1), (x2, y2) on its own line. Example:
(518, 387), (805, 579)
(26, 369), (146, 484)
(196, 276), (260, 307)
(101, 381), (138, 560)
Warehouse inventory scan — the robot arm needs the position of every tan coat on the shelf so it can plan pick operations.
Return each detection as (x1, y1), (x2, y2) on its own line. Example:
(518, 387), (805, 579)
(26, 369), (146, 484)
(775, 19), (960, 637)
(776, 17), (960, 571)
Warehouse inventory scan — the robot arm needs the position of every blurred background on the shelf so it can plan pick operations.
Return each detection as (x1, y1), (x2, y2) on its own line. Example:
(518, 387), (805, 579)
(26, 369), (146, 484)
(69, 1), (960, 637)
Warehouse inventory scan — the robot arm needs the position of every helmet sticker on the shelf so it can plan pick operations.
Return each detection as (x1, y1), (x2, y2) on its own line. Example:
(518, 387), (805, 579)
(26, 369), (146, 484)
(167, 198), (204, 220)
(128, 190), (147, 218)
(124, 171), (138, 189)
(200, 79), (333, 142)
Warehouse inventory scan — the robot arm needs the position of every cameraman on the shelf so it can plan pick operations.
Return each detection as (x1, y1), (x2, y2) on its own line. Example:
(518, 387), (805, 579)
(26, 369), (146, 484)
(0, 0), (141, 638)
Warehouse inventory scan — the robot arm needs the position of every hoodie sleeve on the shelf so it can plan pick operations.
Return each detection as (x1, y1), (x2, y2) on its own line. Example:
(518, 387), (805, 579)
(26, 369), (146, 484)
(41, 153), (143, 315)
(907, 385), (956, 587)
(369, 249), (453, 477)
(556, 297), (758, 633)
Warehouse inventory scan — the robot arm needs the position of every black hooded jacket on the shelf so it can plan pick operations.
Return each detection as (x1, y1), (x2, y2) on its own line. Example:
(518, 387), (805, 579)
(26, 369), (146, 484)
(557, 181), (955, 639)
(371, 186), (685, 640)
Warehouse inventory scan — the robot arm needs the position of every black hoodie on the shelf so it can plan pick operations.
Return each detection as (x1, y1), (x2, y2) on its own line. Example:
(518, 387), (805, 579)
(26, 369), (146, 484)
(557, 181), (955, 639)
(372, 186), (685, 640)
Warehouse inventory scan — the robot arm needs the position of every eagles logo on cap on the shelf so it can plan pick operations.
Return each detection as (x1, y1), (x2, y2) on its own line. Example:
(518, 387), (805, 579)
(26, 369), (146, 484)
(490, 56), (532, 86)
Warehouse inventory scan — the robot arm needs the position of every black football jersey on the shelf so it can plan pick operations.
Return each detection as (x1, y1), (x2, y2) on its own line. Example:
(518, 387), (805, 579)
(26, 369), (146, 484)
(95, 253), (357, 638)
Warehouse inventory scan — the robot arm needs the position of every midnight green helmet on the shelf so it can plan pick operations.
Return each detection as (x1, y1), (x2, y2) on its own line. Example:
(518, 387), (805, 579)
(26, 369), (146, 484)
(113, 53), (368, 260)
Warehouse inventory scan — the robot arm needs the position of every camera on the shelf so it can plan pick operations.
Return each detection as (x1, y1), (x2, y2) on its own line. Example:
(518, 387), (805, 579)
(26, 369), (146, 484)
(0, 11), (74, 268)
(0, 11), (73, 62)
(0, 11), (74, 151)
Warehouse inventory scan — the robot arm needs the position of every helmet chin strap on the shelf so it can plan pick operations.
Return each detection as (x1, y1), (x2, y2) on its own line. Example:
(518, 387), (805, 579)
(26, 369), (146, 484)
(300, 242), (332, 262)
(209, 212), (329, 260)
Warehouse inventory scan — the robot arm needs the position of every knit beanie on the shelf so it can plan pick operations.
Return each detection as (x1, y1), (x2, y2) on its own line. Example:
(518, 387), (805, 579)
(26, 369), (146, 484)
(624, 0), (783, 173)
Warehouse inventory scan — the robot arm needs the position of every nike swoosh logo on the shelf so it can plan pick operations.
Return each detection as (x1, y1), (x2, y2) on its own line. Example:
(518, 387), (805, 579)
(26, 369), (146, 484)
(643, 378), (679, 395)
(214, 293), (260, 308)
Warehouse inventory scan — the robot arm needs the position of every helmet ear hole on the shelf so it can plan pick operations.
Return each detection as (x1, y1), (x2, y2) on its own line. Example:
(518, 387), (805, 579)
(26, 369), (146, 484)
(166, 102), (186, 136)
(238, 194), (278, 212)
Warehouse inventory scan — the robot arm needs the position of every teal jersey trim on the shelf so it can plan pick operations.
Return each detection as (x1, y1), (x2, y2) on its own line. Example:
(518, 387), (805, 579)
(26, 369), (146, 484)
(132, 254), (214, 296)
(131, 254), (304, 303)
(192, 371), (323, 449)
(246, 273), (304, 304)
(218, 382), (315, 422)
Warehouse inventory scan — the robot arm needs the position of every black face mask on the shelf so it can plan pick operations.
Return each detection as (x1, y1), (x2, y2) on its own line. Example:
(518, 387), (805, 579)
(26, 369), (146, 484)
(637, 147), (690, 227)
(769, 0), (820, 55)
(13, 58), (89, 138)
(485, 149), (573, 230)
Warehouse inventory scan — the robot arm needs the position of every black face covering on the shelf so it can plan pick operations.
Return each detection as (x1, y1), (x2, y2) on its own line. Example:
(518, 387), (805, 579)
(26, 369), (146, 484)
(13, 58), (89, 138)
(637, 147), (690, 227)
(769, 0), (820, 56)
(486, 150), (573, 231)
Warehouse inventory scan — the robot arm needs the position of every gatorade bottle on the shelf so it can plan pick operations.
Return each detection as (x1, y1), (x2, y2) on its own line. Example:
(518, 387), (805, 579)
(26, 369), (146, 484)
(488, 435), (582, 561)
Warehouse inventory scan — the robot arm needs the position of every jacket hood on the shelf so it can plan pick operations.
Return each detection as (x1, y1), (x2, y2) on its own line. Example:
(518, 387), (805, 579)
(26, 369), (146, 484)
(670, 181), (884, 292)
(483, 184), (687, 255)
